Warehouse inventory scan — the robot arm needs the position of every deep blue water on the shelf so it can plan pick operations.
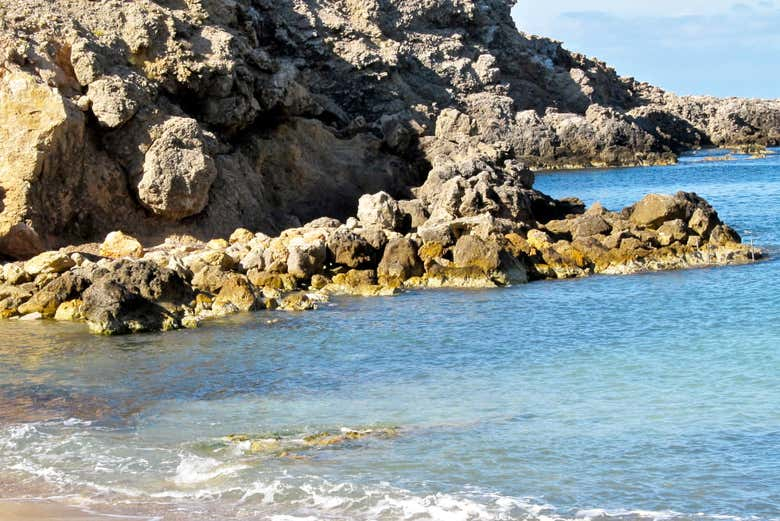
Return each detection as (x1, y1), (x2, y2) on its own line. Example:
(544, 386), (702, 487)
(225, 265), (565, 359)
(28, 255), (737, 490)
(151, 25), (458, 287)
(0, 150), (778, 521)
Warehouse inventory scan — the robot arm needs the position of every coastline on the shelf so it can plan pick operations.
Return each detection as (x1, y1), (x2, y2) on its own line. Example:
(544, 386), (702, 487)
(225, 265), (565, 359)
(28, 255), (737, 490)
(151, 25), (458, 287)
(0, 187), (762, 336)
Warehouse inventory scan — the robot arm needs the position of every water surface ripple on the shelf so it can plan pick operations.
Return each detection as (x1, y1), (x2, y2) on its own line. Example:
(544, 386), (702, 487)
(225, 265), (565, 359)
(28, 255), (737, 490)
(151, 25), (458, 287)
(0, 150), (778, 520)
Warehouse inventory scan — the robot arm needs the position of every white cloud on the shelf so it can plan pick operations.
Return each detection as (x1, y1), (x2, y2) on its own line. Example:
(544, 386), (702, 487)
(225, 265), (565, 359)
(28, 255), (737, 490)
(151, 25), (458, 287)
(511, 2), (780, 98)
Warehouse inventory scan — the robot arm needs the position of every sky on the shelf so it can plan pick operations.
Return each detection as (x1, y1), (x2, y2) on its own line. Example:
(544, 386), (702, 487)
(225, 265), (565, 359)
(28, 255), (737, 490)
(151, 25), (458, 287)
(512, 1), (780, 99)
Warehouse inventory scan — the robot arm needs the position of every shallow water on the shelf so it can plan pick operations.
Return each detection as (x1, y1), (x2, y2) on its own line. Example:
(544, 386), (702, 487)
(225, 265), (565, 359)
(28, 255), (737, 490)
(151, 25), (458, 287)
(0, 150), (778, 521)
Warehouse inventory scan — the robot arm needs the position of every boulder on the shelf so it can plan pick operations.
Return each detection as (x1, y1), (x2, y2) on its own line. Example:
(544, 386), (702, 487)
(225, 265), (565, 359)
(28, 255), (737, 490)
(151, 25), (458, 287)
(279, 292), (318, 311)
(287, 238), (327, 278)
(630, 194), (687, 228)
(247, 270), (298, 292)
(377, 238), (424, 286)
(81, 279), (176, 335)
(136, 117), (218, 220)
(17, 272), (90, 317)
(327, 229), (378, 268)
(87, 73), (151, 128)
(229, 228), (255, 245)
(357, 192), (403, 231)
(452, 235), (501, 274)
(709, 225), (741, 246)
(656, 219), (688, 246)
(24, 251), (75, 276)
(239, 246), (266, 272)
(571, 214), (611, 239)
(3, 263), (31, 285)
(213, 274), (260, 313)
(54, 299), (84, 321)
(81, 259), (194, 334)
(99, 231), (144, 259)
(688, 207), (718, 238)
(191, 265), (233, 293)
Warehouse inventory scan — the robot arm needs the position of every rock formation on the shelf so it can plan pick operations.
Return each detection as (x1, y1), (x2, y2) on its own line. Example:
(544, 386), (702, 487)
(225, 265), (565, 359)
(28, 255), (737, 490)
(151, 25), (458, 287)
(0, 0), (772, 333)
(0, 188), (761, 334)
(0, 0), (777, 259)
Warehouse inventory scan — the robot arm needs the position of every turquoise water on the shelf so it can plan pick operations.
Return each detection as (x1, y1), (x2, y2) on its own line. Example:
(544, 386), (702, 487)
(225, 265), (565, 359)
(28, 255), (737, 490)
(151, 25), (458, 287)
(0, 150), (778, 521)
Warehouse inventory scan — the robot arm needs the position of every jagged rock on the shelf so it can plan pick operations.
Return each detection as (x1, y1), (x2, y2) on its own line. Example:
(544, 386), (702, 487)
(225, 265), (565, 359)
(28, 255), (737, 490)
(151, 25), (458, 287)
(357, 192), (404, 231)
(82, 279), (173, 335)
(239, 247), (266, 272)
(452, 235), (501, 274)
(709, 225), (741, 246)
(24, 251), (76, 276)
(17, 271), (90, 317)
(688, 207), (718, 237)
(81, 260), (193, 334)
(99, 231), (144, 259)
(630, 194), (687, 229)
(3, 263), (31, 285)
(571, 214), (612, 239)
(657, 219), (688, 246)
(0, 69), (84, 258)
(88, 72), (152, 129)
(327, 229), (379, 268)
(398, 200), (429, 230)
(287, 238), (327, 279)
(136, 117), (219, 220)
(0, 0), (777, 256)
(377, 238), (424, 287)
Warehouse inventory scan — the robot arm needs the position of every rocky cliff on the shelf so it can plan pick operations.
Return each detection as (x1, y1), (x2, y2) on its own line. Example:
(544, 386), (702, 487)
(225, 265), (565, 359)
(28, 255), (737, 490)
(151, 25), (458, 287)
(0, 0), (778, 259)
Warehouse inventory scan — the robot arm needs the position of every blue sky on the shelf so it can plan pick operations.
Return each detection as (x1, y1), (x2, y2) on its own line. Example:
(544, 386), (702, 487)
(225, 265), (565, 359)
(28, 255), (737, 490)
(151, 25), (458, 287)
(512, 1), (779, 99)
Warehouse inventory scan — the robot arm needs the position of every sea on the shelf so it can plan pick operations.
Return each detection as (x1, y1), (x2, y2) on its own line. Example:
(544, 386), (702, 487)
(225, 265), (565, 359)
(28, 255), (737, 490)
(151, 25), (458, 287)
(0, 148), (778, 520)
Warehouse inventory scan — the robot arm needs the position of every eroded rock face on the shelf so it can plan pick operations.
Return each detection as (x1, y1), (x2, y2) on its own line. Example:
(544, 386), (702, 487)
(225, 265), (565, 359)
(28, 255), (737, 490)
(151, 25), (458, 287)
(0, 0), (776, 259)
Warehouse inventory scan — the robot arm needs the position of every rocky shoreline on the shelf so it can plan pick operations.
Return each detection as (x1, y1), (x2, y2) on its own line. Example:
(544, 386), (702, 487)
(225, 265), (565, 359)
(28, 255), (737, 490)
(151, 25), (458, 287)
(0, 0), (773, 334)
(1, 0), (779, 260)
(0, 183), (760, 335)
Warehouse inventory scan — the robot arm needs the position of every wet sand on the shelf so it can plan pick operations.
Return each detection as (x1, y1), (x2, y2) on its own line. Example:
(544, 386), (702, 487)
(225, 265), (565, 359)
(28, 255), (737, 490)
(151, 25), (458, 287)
(0, 500), (145, 520)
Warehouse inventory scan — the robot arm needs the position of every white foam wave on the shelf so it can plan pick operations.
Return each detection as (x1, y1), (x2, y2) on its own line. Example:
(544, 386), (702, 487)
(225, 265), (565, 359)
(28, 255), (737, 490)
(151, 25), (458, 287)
(171, 453), (249, 486)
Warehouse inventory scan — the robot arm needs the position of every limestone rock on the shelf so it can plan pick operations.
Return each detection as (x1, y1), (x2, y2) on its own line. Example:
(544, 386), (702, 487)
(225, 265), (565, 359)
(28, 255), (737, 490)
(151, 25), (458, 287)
(287, 238), (327, 279)
(54, 299), (84, 321)
(327, 229), (379, 268)
(630, 194), (687, 229)
(377, 238), (424, 286)
(357, 192), (403, 231)
(88, 73), (151, 128)
(99, 231), (144, 259)
(279, 292), (317, 311)
(81, 260), (193, 334)
(571, 214), (612, 239)
(213, 274), (260, 313)
(24, 251), (75, 276)
(452, 235), (500, 274)
(657, 219), (688, 246)
(136, 117), (218, 220)
(17, 272), (90, 318)
(0, 69), (84, 259)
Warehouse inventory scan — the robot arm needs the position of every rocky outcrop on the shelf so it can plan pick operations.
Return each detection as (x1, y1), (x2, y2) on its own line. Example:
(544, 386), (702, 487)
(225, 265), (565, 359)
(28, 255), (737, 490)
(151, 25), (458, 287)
(0, 0), (777, 259)
(0, 186), (761, 334)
